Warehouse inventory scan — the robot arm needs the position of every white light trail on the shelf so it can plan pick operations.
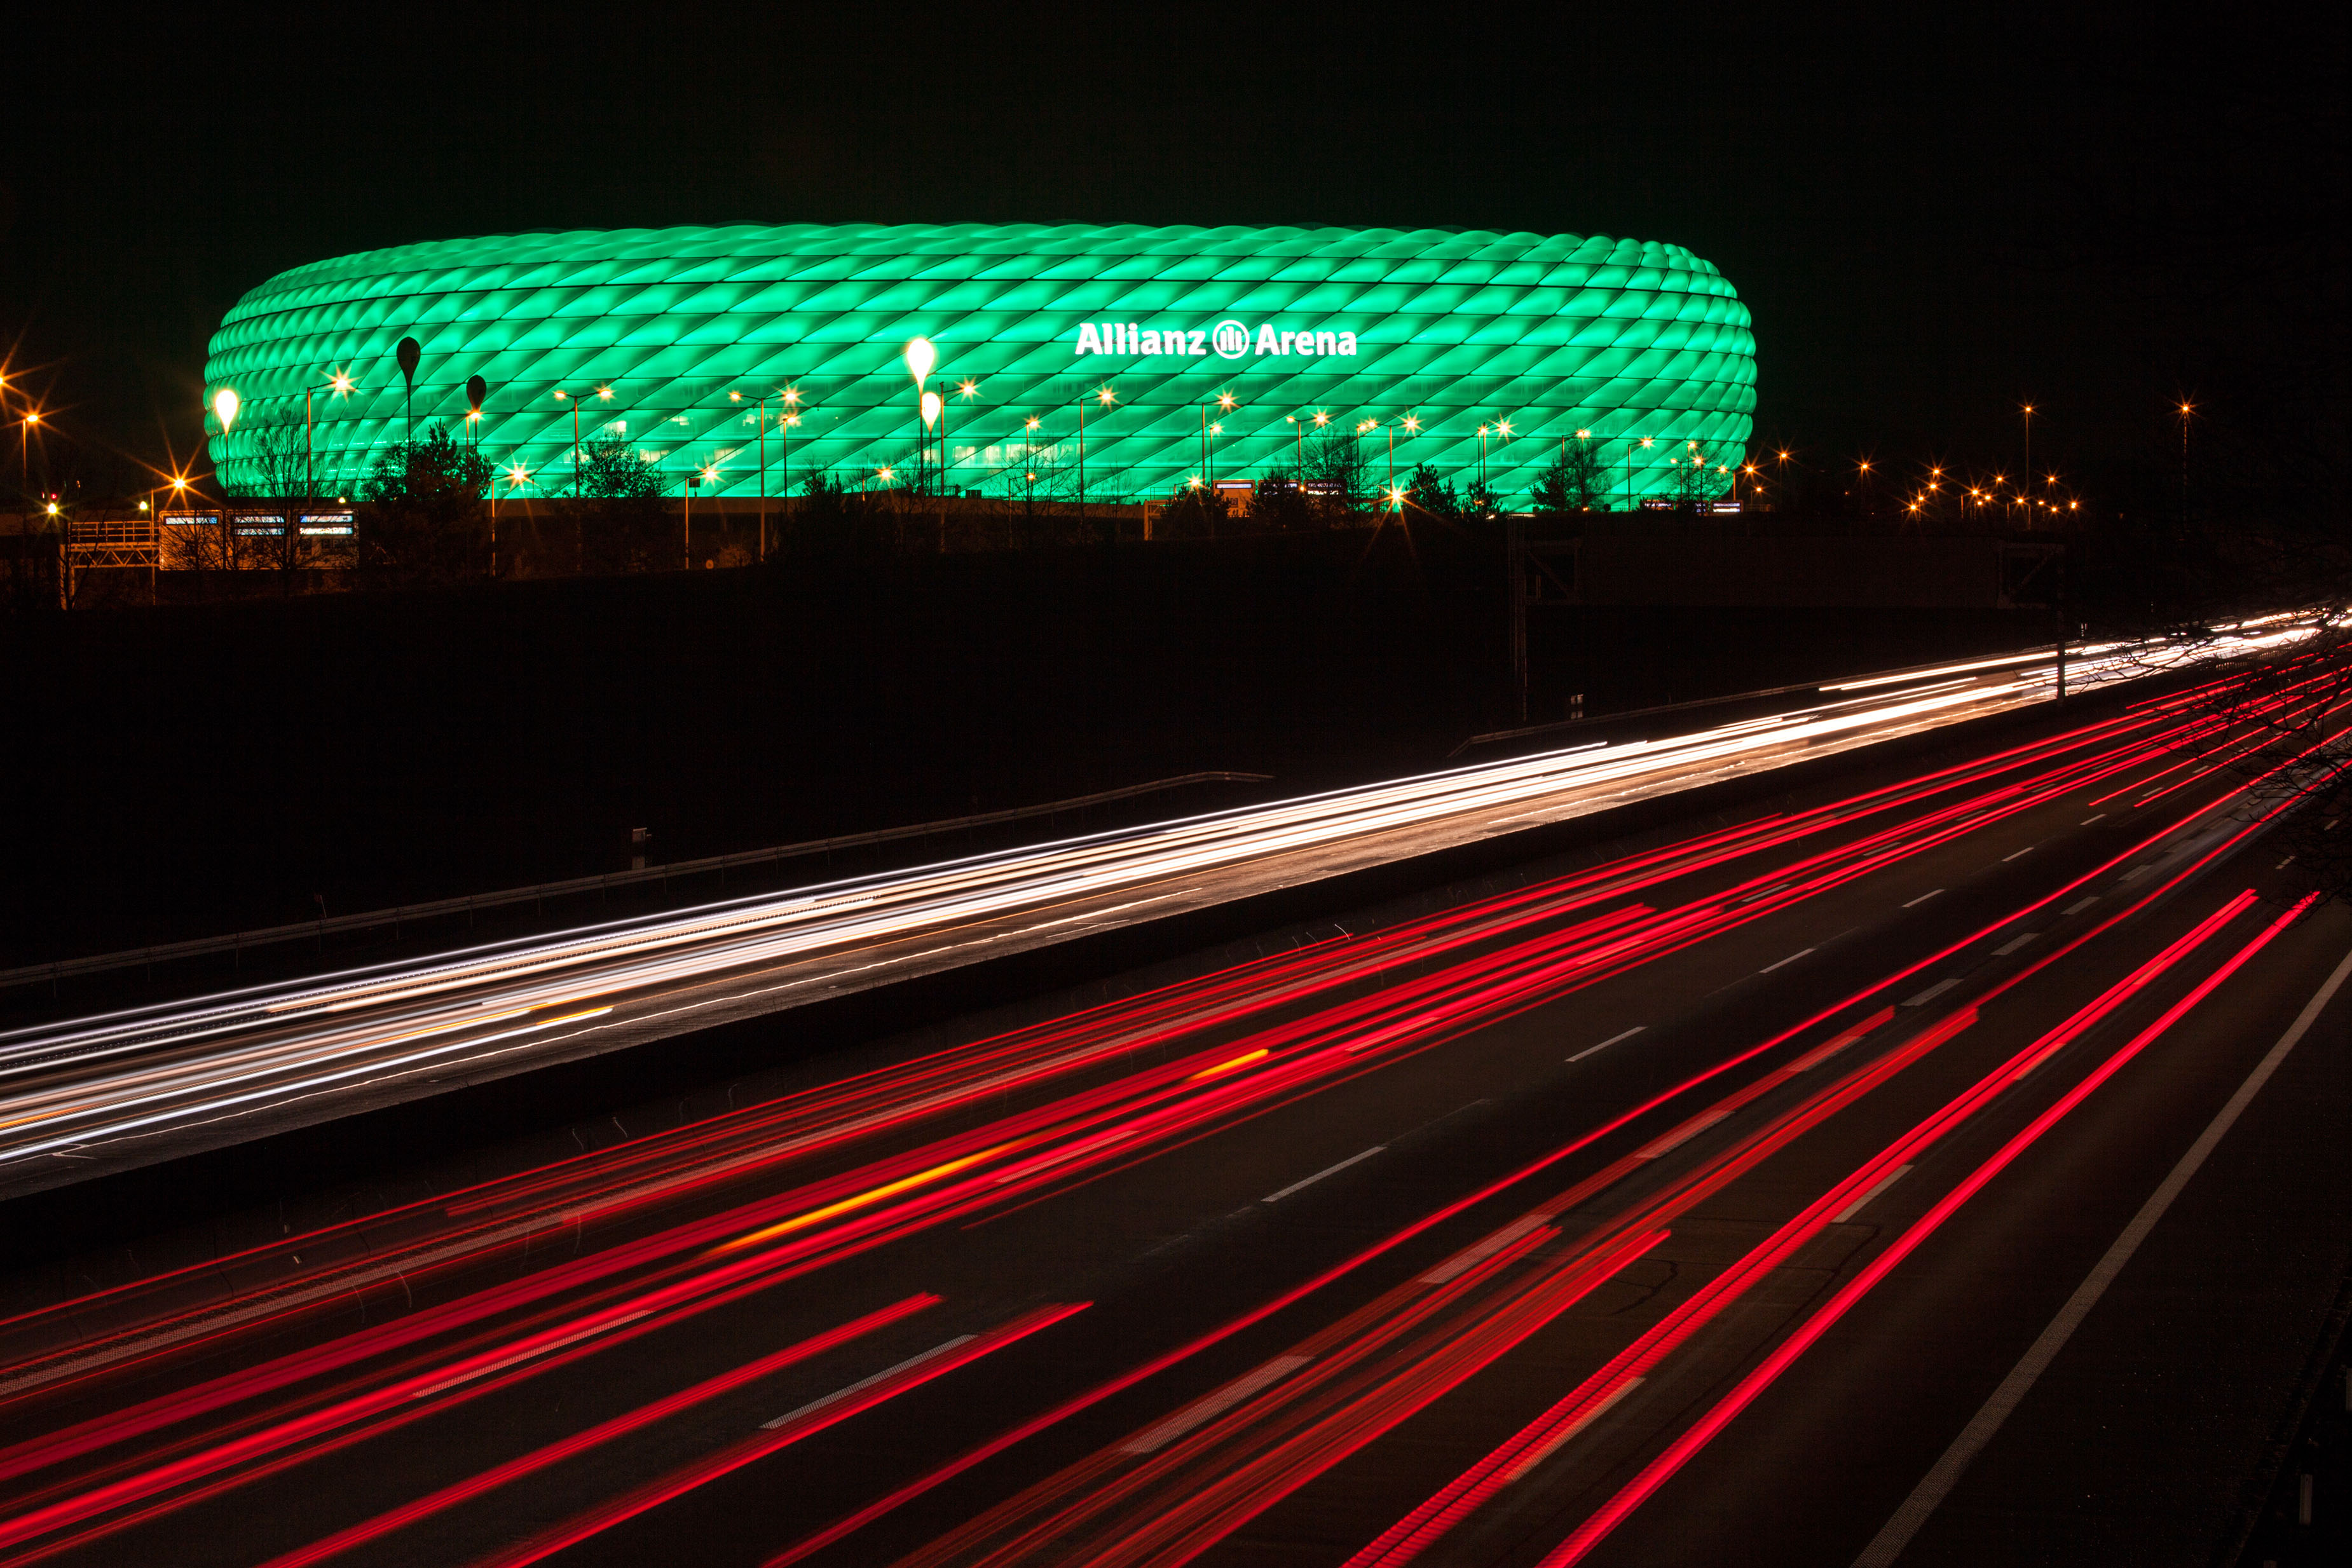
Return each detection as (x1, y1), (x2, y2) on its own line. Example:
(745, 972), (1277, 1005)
(0, 617), (2314, 1177)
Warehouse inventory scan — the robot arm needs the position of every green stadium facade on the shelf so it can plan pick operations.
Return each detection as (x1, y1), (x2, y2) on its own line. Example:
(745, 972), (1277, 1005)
(202, 222), (1756, 508)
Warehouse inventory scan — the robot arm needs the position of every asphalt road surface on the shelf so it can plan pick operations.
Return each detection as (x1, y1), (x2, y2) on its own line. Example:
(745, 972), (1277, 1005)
(1, 639), (2346, 1567)
(0, 633), (2255, 1203)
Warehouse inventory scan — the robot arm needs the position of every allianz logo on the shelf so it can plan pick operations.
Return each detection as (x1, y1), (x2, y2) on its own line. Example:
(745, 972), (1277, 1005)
(1072, 319), (1362, 360)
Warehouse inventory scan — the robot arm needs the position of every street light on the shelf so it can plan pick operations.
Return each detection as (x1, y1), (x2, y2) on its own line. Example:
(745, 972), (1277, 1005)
(18, 409), (43, 499)
(2020, 403), (2035, 515)
(1200, 392), (1238, 489)
(493, 461), (530, 568)
(2177, 399), (2195, 526)
(1627, 434), (1655, 510)
(686, 461), (720, 568)
(550, 386), (614, 498)
(1079, 385), (1114, 526)
(301, 371), (355, 559)
(921, 390), (948, 547)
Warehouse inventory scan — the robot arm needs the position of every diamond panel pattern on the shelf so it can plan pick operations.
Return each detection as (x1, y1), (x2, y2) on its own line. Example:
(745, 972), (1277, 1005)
(203, 222), (1756, 505)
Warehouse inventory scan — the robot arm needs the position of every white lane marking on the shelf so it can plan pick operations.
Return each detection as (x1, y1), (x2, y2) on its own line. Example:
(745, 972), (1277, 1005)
(2278, 856), (2297, 870)
(2080, 814), (2108, 825)
(2063, 896), (2100, 915)
(1570, 1026), (1645, 1062)
(1902, 889), (1945, 908)
(1833, 1164), (1914, 1223)
(1759, 948), (1815, 975)
(1635, 1109), (1730, 1160)
(1788, 1018), (1882, 1072)
(408, 1311), (652, 1399)
(1264, 1145), (1385, 1203)
(1993, 932), (2041, 957)
(1501, 1377), (1649, 1482)
(1121, 1354), (1313, 1454)
(1022, 891), (1203, 933)
(1852, 941), (2352, 1568)
(761, 1337), (974, 1429)
(2001, 845), (2036, 862)
(2120, 864), (2152, 882)
(1903, 978), (1961, 1007)
(1419, 1214), (1553, 1285)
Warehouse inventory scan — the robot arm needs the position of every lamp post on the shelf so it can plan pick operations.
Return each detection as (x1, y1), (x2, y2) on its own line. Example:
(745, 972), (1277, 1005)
(1208, 391), (1236, 492)
(688, 462), (718, 568)
(1079, 384), (1114, 532)
(465, 374), (488, 453)
(921, 390), (945, 550)
(395, 337), (421, 448)
(1390, 413), (1421, 497)
(299, 371), (356, 578)
(19, 409), (39, 501)
(903, 337), (937, 497)
(746, 391), (766, 561)
(2020, 403), (2035, 526)
(550, 386), (614, 498)
(1626, 434), (1655, 510)
(2177, 399), (2194, 528)
(949, 377), (979, 506)
(779, 393), (802, 551)
(495, 462), (528, 571)
(1022, 416), (1041, 512)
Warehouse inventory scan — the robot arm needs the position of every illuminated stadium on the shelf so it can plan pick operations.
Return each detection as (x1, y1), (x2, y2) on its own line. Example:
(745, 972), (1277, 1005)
(202, 222), (1756, 507)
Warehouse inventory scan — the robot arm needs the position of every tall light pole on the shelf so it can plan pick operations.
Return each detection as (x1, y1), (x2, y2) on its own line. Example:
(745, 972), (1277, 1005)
(904, 337), (937, 500)
(301, 371), (355, 573)
(921, 390), (945, 550)
(1391, 412), (1421, 496)
(950, 377), (979, 506)
(554, 390), (583, 498)
(1080, 384), (1114, 532)
(20, 409), (40, 501)
(2177, 399), (2194, 528)
(395, 337), (421, 449)
(495, 462), (528, 571)
(1210, 391), (1236, 492)
(2020, 403), (2035, 526)
(550, 386), (614, 499)
(780, 389), (802, 540)
(749, 390), (767, 561)
(688, 462), (718, 568)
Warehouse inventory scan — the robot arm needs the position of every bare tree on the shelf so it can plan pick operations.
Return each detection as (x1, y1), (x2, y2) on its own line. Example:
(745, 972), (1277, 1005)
(1302, 428), (1372, 519)
(228, 418), (325, 587)
(1534, 439), (1609, 514)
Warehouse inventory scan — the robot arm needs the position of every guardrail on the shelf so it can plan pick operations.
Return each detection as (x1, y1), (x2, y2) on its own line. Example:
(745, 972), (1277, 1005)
(1449, 643), (2070, 758)
(0, 770), (1273, 991)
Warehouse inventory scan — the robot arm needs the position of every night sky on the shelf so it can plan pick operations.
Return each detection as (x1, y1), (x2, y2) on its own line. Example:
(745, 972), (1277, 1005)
(7, 8), (2342, 503)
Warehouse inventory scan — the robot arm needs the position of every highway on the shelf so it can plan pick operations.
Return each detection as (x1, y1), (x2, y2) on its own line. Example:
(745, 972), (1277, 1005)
(0, 620), (2308, 1201)
(0, 624), (2346, 1567)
